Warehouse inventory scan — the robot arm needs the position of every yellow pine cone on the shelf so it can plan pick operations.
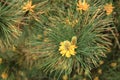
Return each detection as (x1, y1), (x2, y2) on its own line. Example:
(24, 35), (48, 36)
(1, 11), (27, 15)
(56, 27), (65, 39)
(77, 0), (89, 11)
(97, 69), (102, 74)
(23, 0), (36, 12)
(110, 62), (117, 67)
(62, 75), (68, 80)
(1, 72), (8, 79)
(104, 3), (114, 15)
(59, 36), (77, 58)
(93, 76), (99, 80)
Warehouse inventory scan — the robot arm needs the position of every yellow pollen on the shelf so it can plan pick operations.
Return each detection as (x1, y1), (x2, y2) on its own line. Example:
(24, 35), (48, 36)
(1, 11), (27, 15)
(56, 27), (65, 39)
(1, 72), (8, 79)
(59, 36), (77, 58)
(104, 3), (114, 15)
(23, 0), (36, 12)
(77, 0), (89, 11)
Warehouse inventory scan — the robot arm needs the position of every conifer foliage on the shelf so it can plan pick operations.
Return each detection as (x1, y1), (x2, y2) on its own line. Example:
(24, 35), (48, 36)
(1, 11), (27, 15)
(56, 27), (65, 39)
(0, 0), (119, 80)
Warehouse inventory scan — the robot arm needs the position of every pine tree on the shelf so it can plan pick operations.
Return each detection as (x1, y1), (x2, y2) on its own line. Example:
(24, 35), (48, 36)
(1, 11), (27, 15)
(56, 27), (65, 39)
(0, 0), (119, 80)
